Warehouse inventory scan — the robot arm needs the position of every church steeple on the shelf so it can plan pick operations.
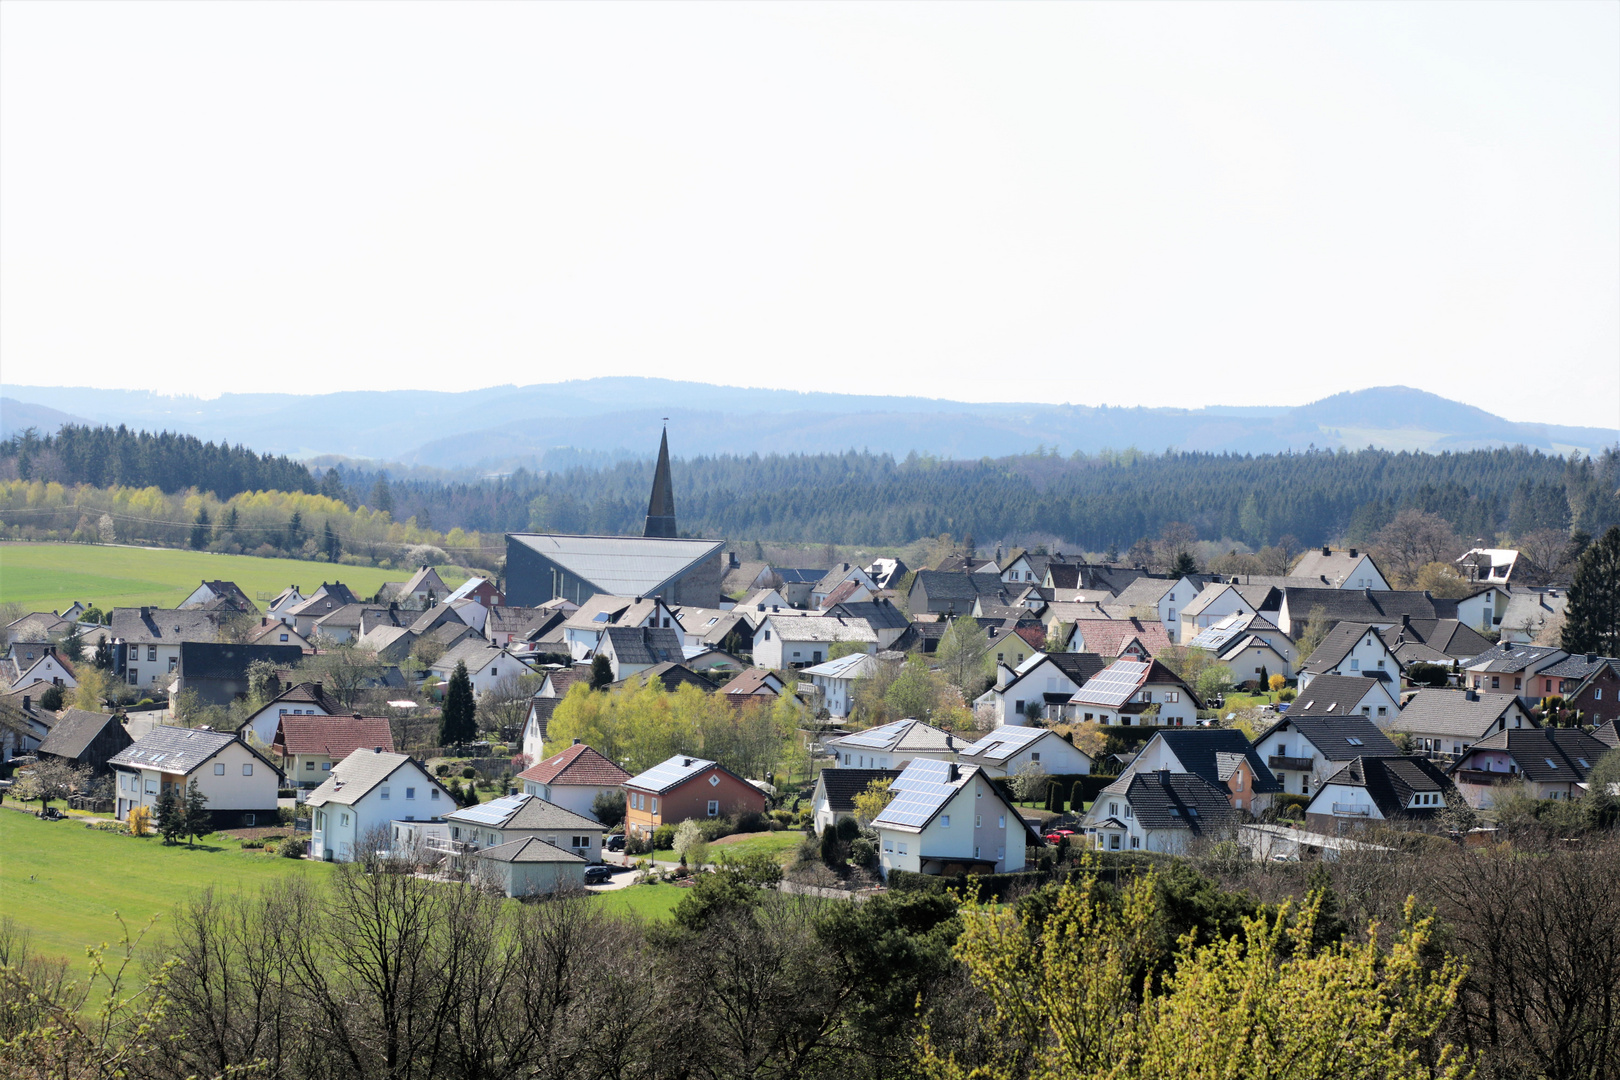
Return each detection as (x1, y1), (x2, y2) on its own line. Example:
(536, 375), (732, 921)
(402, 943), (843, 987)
(644, 426), (677, 538)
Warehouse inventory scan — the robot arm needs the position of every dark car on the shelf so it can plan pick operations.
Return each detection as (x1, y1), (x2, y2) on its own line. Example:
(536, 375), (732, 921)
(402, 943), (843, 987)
(605, 834), (626, 852)
(583, 865), (615, 885)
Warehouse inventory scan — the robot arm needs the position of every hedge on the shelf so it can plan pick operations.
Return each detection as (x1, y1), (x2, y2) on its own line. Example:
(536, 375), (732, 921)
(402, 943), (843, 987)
(993, 773), (1118, 810)
(887, 851), (1182, 902)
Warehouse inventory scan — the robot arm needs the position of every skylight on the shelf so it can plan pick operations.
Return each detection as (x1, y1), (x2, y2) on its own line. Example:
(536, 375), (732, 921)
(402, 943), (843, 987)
(1545, 758), (1558, 770)
(1346, 737), (1363, 746)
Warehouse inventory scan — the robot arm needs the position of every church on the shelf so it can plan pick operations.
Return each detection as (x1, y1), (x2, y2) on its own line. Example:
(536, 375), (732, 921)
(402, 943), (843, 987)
(504, 429), (726, 608)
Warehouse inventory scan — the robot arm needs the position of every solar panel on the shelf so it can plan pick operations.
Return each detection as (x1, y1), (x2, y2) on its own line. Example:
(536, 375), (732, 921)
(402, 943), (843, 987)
(1072, 661), (1150, 708)
(629, 755), (714, 791)
(837, 720), (912, 750)
(452, 793), (527, 826)
(963, 724), (1043, 760)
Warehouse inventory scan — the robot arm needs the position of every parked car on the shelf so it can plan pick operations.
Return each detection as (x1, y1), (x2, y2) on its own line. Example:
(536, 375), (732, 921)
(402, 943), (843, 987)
(605, 834), (626, 852)
(1043, 828), (1076, 844)
(583, 864), (614, 885)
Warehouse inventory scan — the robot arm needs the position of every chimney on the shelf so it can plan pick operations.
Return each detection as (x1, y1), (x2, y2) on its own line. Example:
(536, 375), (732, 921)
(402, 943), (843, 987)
(1588, 653), (1598, 664)
(1401, 613), (1411, 630)
(1348, 548), (1358, 558)
(22, 696), (30, 712)
(373, 746), (382, 753)
(1465, 690), (1478, 702)
(140, 606), (151, 618)
(682, 758), (694, 767)
(947, 763), (959, 782)
(1364, 588), (1373, 601)
(1321, 545), (1332, 557)
(573, 738), (582, 745)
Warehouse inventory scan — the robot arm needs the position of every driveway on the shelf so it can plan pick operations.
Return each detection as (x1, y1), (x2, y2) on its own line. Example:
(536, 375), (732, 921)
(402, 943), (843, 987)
(584, 864), (639, 892)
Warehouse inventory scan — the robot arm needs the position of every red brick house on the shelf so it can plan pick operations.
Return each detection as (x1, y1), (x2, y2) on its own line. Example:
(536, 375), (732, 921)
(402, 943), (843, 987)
(622, 754), (767, 839)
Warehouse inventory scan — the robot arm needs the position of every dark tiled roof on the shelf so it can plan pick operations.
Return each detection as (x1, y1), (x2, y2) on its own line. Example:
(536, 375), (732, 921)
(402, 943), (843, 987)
(620, 662), (716, 694)
(1391, 689), (1529, 740)
(1282, 587), (1452, 627)
(1105, 771), (1245, 831)
(1290, 674), (1390, 718)
(716, 668), (783, 696)
(1301, 622), (1384, 675)
(816, 768), (903, 813)
(825, 600), (909, 632)
(1538, 653), (1619, 680)
(178, 642), (305, 680)
(518, 742), (631, 787)
(1593, 721), (1618, 750)
(602, 626), (684, 666)
(110, 608), (221, 644)
(911, 572), (1009, 604)
(1253, 715), (1401, 761)
(109, 727), (267, 777)
(1461, 643), (1566, 673)
(1454, 727), (1609, 783)
(473, 836), (588, 864)
(37, 710), (127, 760)
(1318, 756), (1459, 820)
(1153, 729), (1281, 792)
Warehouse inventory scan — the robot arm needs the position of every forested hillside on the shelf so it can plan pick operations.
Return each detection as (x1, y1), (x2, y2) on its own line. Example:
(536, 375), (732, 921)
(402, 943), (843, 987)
(0, 425), (313, 500)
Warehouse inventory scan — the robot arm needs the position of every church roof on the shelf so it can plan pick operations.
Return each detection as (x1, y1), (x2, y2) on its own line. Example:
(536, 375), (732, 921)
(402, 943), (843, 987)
(644, 427), (677, 538)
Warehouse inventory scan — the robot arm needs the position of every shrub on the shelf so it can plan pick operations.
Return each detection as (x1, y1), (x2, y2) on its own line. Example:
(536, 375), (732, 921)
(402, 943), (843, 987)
(241, 839), (264, 849)
(436, 764), (450, 776)
(1277, 686), (1297, 702)
(733, 810), (766, 834)
(849, 836), (877, 868)
(461, 766), (477, 780)
(277, 788), (295, 798)
(277, 838), (304, 858)
(835, 817), (859, 842)
(652, 823), (677, 850)
(127, 804), (152, 837)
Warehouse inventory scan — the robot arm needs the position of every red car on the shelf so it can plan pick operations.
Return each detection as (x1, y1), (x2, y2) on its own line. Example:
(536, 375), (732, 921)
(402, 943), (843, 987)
(1043, 828), (1076, 844)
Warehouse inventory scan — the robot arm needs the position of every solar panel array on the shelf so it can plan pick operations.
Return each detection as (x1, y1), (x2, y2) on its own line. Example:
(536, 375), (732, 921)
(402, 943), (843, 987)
(836, 720), (912, 750)
(873, 758), (960, 831)
(1072, 660), (1150, 707)
(1188, 623), (1244, 651)
(452, 792), (529, 826)
(629, 754), (715, 792)
(963, 724), (1044, 761)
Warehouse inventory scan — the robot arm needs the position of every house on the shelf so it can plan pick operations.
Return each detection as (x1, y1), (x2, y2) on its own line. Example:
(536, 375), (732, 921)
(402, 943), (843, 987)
(1274, 587), (1457, 639)
(736, 590), (796, 627)
(306, 749), (450, 862)
(1555, 656), (1620, 726)
(614, 662), (716, 694)
(982, 651), (1109, 725)
(1298, 622), (1400, 690)
(1178, 583), (1270, 643)
(1447, 727), (1611, 808)
(3, 644), (77, 690)
(1381, 615), (1494, 667)
(178, 580), (257, 613)
(1287, 673), (1400, 725)
(758, 570), (821, 608)
(505, 533), (726, 609)
(1303, 756), (1461, 836)
(1592, 719), (1618, 750)
(905, 572), (1011, 615)
(171, 642), (305, 707)
(752, 614), (877, 670)
(1187, 613), (1298, 678)
(110, 607), (222, 690)
(283, 583), (365, 635)
(1291, 547), (1390, 590)
(1455, 547), (1522, 586)
(1061, 617), (1172, 661)
(596, 626), (685, 681)
(956, 724), (1092, 778)
(1520, 651), (1616, 703)
(310, 603), (399, 644)
(273, 714), (395, 789)
(357, 624), (419, 664)
(0, 686), (54, 761)
(444, 791), (604, 861)
(519, 667), (590, 762)
(872, 758), (1038, 880)
(811, 563), (878, 608)
(237, 681), (339, 747)
(984, 626), (1037, 672)
(1067, 658), (1201, 727)
(827, 719), (961, 770)
(428, 639), (529, 695)
(1249, 714), (1401, 800)
(1387, 688), (1536, 761)
(36, 709), (133, 775)
(621, 754), (767, 839)
(265, 585), (306, 623)
(375, 566), (453, 608)
(518, 740), (632, 820)
(801, 652), (884, 718)
(246, 618), (313, 651)
(1081, 770), (1247, 854)
(484, 606), (564, 648)
(1118, 728), (1281, 814)
(715, 667), (791, 712)
(810, 767), (902, 834)
(110, 727), (282, 829)
(5, 609), (80, 644)
(668, 605), (750, 651)
(560, 594), (670, 661)
(1101, 574), (1206, 644)
(470, 837), (590, 897)
(863, 557), (909, 590)
(444, 575), (504, 609)
(1460, 643), (1568, 698)
(1498, 588), (1569, 644)
(822, 599), (910, 649)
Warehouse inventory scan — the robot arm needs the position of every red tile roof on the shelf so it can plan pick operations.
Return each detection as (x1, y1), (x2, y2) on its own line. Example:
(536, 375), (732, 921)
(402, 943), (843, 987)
(274, 714), (395, 759)
(517, 742), (631, 787)
(716, 668), (782, 696)
(1068, 618), (1172, 658)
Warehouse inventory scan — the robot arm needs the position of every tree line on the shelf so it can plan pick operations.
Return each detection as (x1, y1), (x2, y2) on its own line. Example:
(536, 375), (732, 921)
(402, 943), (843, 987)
(1, 425), (314, 500)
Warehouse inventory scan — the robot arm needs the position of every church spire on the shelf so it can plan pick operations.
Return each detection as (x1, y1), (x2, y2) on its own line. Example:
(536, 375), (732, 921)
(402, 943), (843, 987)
(644, 425), (677, 538)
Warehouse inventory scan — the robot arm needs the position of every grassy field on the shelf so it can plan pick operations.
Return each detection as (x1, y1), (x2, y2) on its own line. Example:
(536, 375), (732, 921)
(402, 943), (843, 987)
(0, 810), (332, 966)
(646, 828), (807, 867)
(0, 542), (465, 610)
(586, 882), (687, 920)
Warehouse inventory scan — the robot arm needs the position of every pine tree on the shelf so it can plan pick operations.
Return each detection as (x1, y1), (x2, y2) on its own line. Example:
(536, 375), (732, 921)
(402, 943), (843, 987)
(440, 661), (477, 747)
(287, 511), (304, 550)
(322, 521), (340, 561)
(182, 779), (211, 847)
(190, 507), (210, 549)
(1562, 525), (1620, 656)
(371, 474), (394, 515)
(62, 624), (85, 663)
(590, 653), (613, 690)
(155, 787), (184, 844)
(93, 637), (114, 671)
(464, 783), (480, 806)
(1171, 550), (1198, 576)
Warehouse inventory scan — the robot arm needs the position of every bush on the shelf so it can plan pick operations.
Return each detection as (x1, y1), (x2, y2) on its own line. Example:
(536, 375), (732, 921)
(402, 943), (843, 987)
(652, 823), (677, 851)
(241, 838), (264, 849)
(277, 838), (305, 858)
(1405, 663), (1451, 689)
(733, 810), (766, 834)
(461, 766), (477, 780)
(1277, 686), (1297, 702)
(435, 764), (451, 776)
(277, 788), (296, 798)
(849, 836), (877, 868)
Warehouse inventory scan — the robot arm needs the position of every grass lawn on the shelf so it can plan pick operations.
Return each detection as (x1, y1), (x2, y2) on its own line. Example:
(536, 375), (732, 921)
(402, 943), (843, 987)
(708, 830), (805, 865)
(0, 542), (466, 610)
(584, 882), (687, 921)
(0, 809), (332, 966)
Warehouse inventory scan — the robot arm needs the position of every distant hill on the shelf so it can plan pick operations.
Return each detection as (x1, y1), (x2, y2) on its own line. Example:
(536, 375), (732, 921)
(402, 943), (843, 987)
(0, 397), (93, 441)
(2, 380), (1613, 469)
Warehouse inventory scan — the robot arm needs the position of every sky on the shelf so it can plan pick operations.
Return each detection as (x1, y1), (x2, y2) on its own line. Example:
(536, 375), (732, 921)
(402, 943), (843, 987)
(2, 2), (1617, 428)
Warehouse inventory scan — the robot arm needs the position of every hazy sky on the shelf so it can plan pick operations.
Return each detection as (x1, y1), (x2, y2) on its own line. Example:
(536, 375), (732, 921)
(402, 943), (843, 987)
(3, 2), (1616, 427)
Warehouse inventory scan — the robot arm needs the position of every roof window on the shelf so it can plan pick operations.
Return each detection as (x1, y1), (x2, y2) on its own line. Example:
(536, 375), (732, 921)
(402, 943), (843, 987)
(1545, 758), (1558, 770)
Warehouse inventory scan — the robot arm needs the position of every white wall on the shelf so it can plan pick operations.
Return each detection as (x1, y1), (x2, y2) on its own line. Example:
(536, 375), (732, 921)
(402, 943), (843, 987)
(876, 774), (1022, 879)
(242, 701), (333, 748)
(311, 761), (445, 862)
(115, 741), (280, 823)
(520, 779), (617, 822)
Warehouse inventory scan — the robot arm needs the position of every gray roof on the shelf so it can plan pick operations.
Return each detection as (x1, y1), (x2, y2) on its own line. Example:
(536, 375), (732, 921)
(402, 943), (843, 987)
(1291, 548), (1382, 587)
(959, 724), (1070, 765)
(910, 571), (1009, 605)
(1592, 721), (1618, 749)
(625, 754), (751, 794)
(178, 642), (304, 680)
(109, 608), (221, 645)
(1453, 728), (1609, 783)
(109, 727), (267, 777)
(287, 583), (364, 618)
(1315, 756), (1458, 820)
(761, 615), (878, 644)
(602, 626), (684, 666)
(435, 637), (513, 671)
(1537, 653), (1618, 680)
(824, 599), (910, 632)
(1461, 643), (1566, 673)
(1498, 589), (1568, 639)
(814, 768), (903, 813)
(445, 791), (601, 831)
(1252, 715), (1402, 761)
(472, 836), (589, 864)
(1300, 622), (1387, 675)
(1290, 674), (1391, 718)
(37, 710), (127, 760)
(1391, 619), (1493, 660)
(1281, 587), (1454, 627)
(1388, 689), (1529, 740)
(1106, 577), (1176, 609)
(305, 749), (431, 807)
(1149, 729), (1281, 792)
(831, 719), (959, 755)
(1101, 770), (1245, 831)
(507, 533), (724, 597)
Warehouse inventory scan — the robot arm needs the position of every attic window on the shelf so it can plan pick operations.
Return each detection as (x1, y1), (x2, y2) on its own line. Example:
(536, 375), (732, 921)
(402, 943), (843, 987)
(1326, 703), (1336, 712)
(1346, 737), (1363, 746)
(1545, 758), (1558, 770)
(1577, 758), (1590, 769)
(1167, 808), (1180, 815)
(1186, 807), (1199, 817)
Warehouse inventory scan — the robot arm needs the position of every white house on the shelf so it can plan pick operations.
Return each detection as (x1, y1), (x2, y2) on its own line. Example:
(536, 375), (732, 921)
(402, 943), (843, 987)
(801, 652), (884, 718)
(1446, 727), (1610, 808)
(1177, 583), (1268, 643)
(518, 667), (590, 762)
(1303, 756), (1457, 835)
(1114, 728), (1282, 815)
(827, 719), (961, 770)
(5, 646), (77, 690)
(1079, 770), (1247, 854)
(444, 791), (604, 862)
(1249, 714), (1403, 800)
(429, 639), (529, 695)
(1454, 586), (1509, 637)
(109, 607), (221, 692)
(306, 749), (450, 862)
(596, 626), (684, 681)
(237, 681), (338, 748)
(517, 740), (632, 821)
(753, 614), (877, 670)
(871, 758), (1037, 880)
(1298, 622), (1400, 690)
(265, 586), (307, 624)
(978, 652), (1109, 726)
(810, 767), (901, 834)
(956, 724), (1092, 778)
(1385, 688), (1536, 761)
(1067, 659), (1201, 726)
(1104, 574), (1205, 644)
(1292, 547), (1390, 590)
(110, 727), (283, 829)
(1287, 674), (1402, 726)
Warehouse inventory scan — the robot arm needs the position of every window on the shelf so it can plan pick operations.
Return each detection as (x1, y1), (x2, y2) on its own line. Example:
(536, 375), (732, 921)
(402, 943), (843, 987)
(244, 813), (255, 826)
(1109, 834), (1121, 850)
(406, 787), (416, 799)
(1166, 691), (1179, 703)
(1130, 836), (1140, 849)
(975, 814), (982, 827)
(707, 799), (719, 817)
(1014, 699), (1024, 715)
(242, 764), (253, 776)
(145, 780), (157, 794)
(1350, 659), (1360, 671)
(215, 763), (226, 775)
(763, 631), (771, 641)
(128, 668), (138, 685)
(650, 798), (658, 814)
(974, 845), (981, 858)
(940, 815), (950, 828)
(708, 774), (720, 786)
(1235, 771), (1243, 790)
(1029, 752), (1040, 763)
(1491, 677), (1500, 689)
(324, 762), (332, 771)
(998, 815), (1005, 828)
(1108, 802), (1118, 816)
(1124, 804), (1133, 818)
(279, 634), (289, 642)
(430, 788), (439, 799)
(1140, 690), (1153, 703)
(147, 646), (157, 662)
(340, 813), (350, 826)
(1377, 706), (1387, 717)
(380, 785), (390, 800)
(883, 837), (893, 852)
(306, 762), (315, 771)
(1377, 660), (1385, 669)
(898, 841), (908, 856)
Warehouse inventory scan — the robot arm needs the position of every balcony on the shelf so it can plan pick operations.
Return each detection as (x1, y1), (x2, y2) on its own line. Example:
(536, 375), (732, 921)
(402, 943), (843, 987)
(1268, 755), (1314, 772)
(1331, 803), (1371, 816)
(1452, 769), (1516, 787)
